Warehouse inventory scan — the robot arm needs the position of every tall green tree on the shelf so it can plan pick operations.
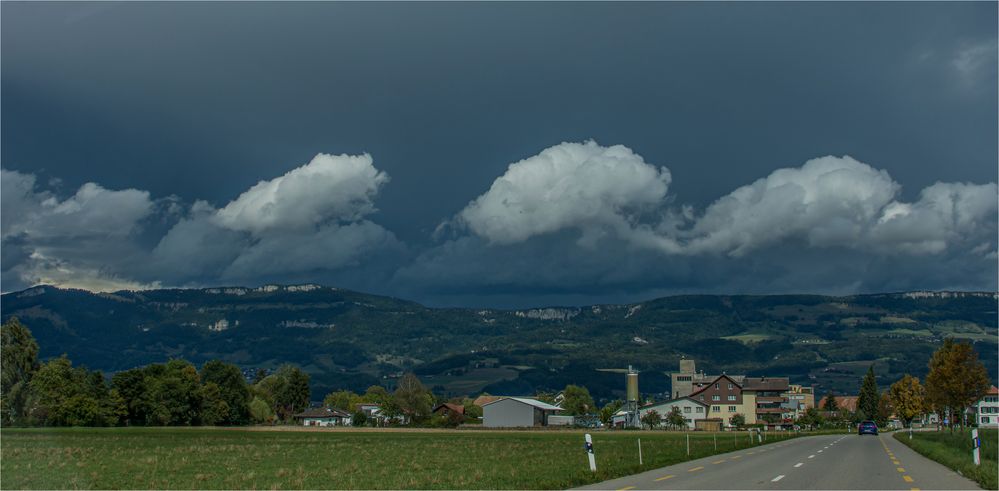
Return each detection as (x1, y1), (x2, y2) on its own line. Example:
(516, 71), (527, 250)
(394, 373), (432, 424)
(324, 389), (362, 412)
(857, 366), (879, 420)
(925, 338), (990, 428)
(200, 360), (251, 424)
(560, 385), (594, 415)
(822, 389), (839, 411)
(274, 366), (310, 421)
(888, 374), (925, 427)
(27, 356), (119, 426)
(1, 317), (40, 425)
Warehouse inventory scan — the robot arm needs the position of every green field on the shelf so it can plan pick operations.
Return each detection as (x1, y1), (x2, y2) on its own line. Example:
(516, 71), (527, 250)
(894, 429), (998, 490)
(0, 427), (807, 489)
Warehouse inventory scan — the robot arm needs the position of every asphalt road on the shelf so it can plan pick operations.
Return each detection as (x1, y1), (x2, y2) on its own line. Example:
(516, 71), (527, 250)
(575, 432), (980, 490)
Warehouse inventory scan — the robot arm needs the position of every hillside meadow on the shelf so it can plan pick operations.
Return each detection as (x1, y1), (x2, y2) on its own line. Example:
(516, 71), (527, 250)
(0, 427), (812, 489)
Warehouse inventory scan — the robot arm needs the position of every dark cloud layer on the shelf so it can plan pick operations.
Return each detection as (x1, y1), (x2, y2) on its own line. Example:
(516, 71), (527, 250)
(1, 3), (996, 307)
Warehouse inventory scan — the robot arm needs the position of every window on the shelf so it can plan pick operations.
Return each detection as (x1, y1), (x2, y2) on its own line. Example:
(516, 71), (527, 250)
(712, 395), (720, 401)
(696, 407), (704, 413)
(728, 383), (733, 390)
(729, 406), (737, 412)
(684, 406), (691, 413)
(715, 383), (719, 389)
(983, 417), (991, 424)
(728, 395), (736, 401)
(712, 406), (720, 412)
(699, 395), (705, 401)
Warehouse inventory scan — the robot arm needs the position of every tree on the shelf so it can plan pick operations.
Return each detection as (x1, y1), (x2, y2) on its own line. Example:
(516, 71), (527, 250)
(925, 339), (990, 429)
(822, 390), (839, 411)
(324, 390), (362, 412)
(200, 360), (251, 424)
(666, 406), (686, 430)
(730, 413), (746, 428)
(641, 409), (662, 429)
(876, 391), (893, 427)
(26, 356), (117, 426)
(560, 385), (594, 415)
(599, 400), (623, 426)
(888, 374), (925, 427)
(857, 366), (879, 420)
(351, 410), (368, 427)
(363, 385), (390, 405)
(1, 317), (40, 425)
(796, 407), (824, 428)
(272, 365), (310, 422)
(394, 373), (432, 424)
(248, 396), (274, 424)
(198, 382), (230, 426)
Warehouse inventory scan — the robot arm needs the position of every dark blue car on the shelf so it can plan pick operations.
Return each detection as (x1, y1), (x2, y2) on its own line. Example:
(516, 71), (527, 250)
(858, 420), (878, 435)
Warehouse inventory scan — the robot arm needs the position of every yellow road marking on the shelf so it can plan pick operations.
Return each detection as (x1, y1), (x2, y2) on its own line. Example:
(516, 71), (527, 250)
(903, 476), (914, 483)
(655, 475), (675, 482)
(731, 455), (742, 459)
(712, 459), (726, 464)
(688, 466), (705, 472)
(617, 486), (636, 491)
(911, 488), (920, 491)
(897, 467), (906, 472)
(893, 460), (900, 465)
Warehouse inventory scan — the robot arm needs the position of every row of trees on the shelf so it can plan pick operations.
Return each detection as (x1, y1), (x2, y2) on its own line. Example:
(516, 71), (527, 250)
(812, 338), (991, 429)
(1, 317), (313, 427)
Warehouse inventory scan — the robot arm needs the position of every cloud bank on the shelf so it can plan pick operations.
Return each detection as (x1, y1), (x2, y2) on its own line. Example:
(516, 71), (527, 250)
(2, 142), (995, 306)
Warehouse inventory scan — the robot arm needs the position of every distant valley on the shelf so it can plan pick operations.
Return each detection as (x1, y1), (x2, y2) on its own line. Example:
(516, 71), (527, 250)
(2, 285), (996, 401)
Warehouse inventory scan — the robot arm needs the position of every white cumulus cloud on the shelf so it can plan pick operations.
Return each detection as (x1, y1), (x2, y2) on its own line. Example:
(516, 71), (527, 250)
(454, 141), (673, 247)
(215, 153), (388, 235)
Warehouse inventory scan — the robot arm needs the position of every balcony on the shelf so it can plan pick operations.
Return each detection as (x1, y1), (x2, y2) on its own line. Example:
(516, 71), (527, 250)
(756, 396), (785, 403)
(757, 407), (784, 414)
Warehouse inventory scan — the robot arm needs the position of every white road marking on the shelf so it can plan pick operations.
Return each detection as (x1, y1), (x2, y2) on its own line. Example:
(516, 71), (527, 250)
(794, 463), (803, 468)
(818, 450), (823, 453)
(808, 454), (815, 459)
(772, 475), (785, 482)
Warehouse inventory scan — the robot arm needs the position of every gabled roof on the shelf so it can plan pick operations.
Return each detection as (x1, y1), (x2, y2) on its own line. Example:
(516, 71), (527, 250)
(473, 395), (503, 407)
(293, 407), (351, 419)
(433, 402), (465, 415)
(743, 377), (790, 391)
(482, 397), (562, 411)
(690, 374), (743, 397)
(988, 386), (999, 396)
(643, 397), (709, 410)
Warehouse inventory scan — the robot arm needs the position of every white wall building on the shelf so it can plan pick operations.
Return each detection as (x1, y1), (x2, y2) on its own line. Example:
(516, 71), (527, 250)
(482, 397), (562, 428)
(639, 397), (710, 429)
(973, 386), (999, 428)
(293, 407), (351, 426)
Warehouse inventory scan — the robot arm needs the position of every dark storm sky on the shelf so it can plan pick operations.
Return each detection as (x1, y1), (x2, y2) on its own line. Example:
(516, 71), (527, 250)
(2, 2), (997, 307)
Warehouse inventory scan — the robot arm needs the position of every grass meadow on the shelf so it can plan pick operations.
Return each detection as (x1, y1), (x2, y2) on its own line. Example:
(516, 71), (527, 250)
(0, 427), (813, 489)
(894, 428), (998, 490)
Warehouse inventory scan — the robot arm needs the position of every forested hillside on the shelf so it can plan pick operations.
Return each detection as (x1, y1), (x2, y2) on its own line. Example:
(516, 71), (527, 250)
(2, 285), (995, 401)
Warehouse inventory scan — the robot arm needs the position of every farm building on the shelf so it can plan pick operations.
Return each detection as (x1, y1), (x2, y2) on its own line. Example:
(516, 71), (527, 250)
(293, 407), (351, 426)
(482, 397), (562, 427)
(637, 397), (709, 429)
(432, 403), (465, 417)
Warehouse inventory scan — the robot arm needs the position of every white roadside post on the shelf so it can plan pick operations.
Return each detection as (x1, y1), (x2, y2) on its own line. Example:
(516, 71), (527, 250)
(686, 432), (690, 456)
(638, 438), (643, 465)
(585, 433), (597, 472)
(972, 429), (981, 466)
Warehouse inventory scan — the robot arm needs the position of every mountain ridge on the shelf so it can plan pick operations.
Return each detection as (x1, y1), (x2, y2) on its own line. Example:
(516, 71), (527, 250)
(3, 284), (996, 401)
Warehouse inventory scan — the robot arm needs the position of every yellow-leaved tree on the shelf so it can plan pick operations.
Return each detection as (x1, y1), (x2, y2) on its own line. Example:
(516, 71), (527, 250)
(925, 338), (990, 429)
(888, 374), (925, 427)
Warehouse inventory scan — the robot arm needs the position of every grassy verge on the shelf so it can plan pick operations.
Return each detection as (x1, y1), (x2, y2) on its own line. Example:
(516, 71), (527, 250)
(893, 429), (997, 490)
(1, 427), (811, 489)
